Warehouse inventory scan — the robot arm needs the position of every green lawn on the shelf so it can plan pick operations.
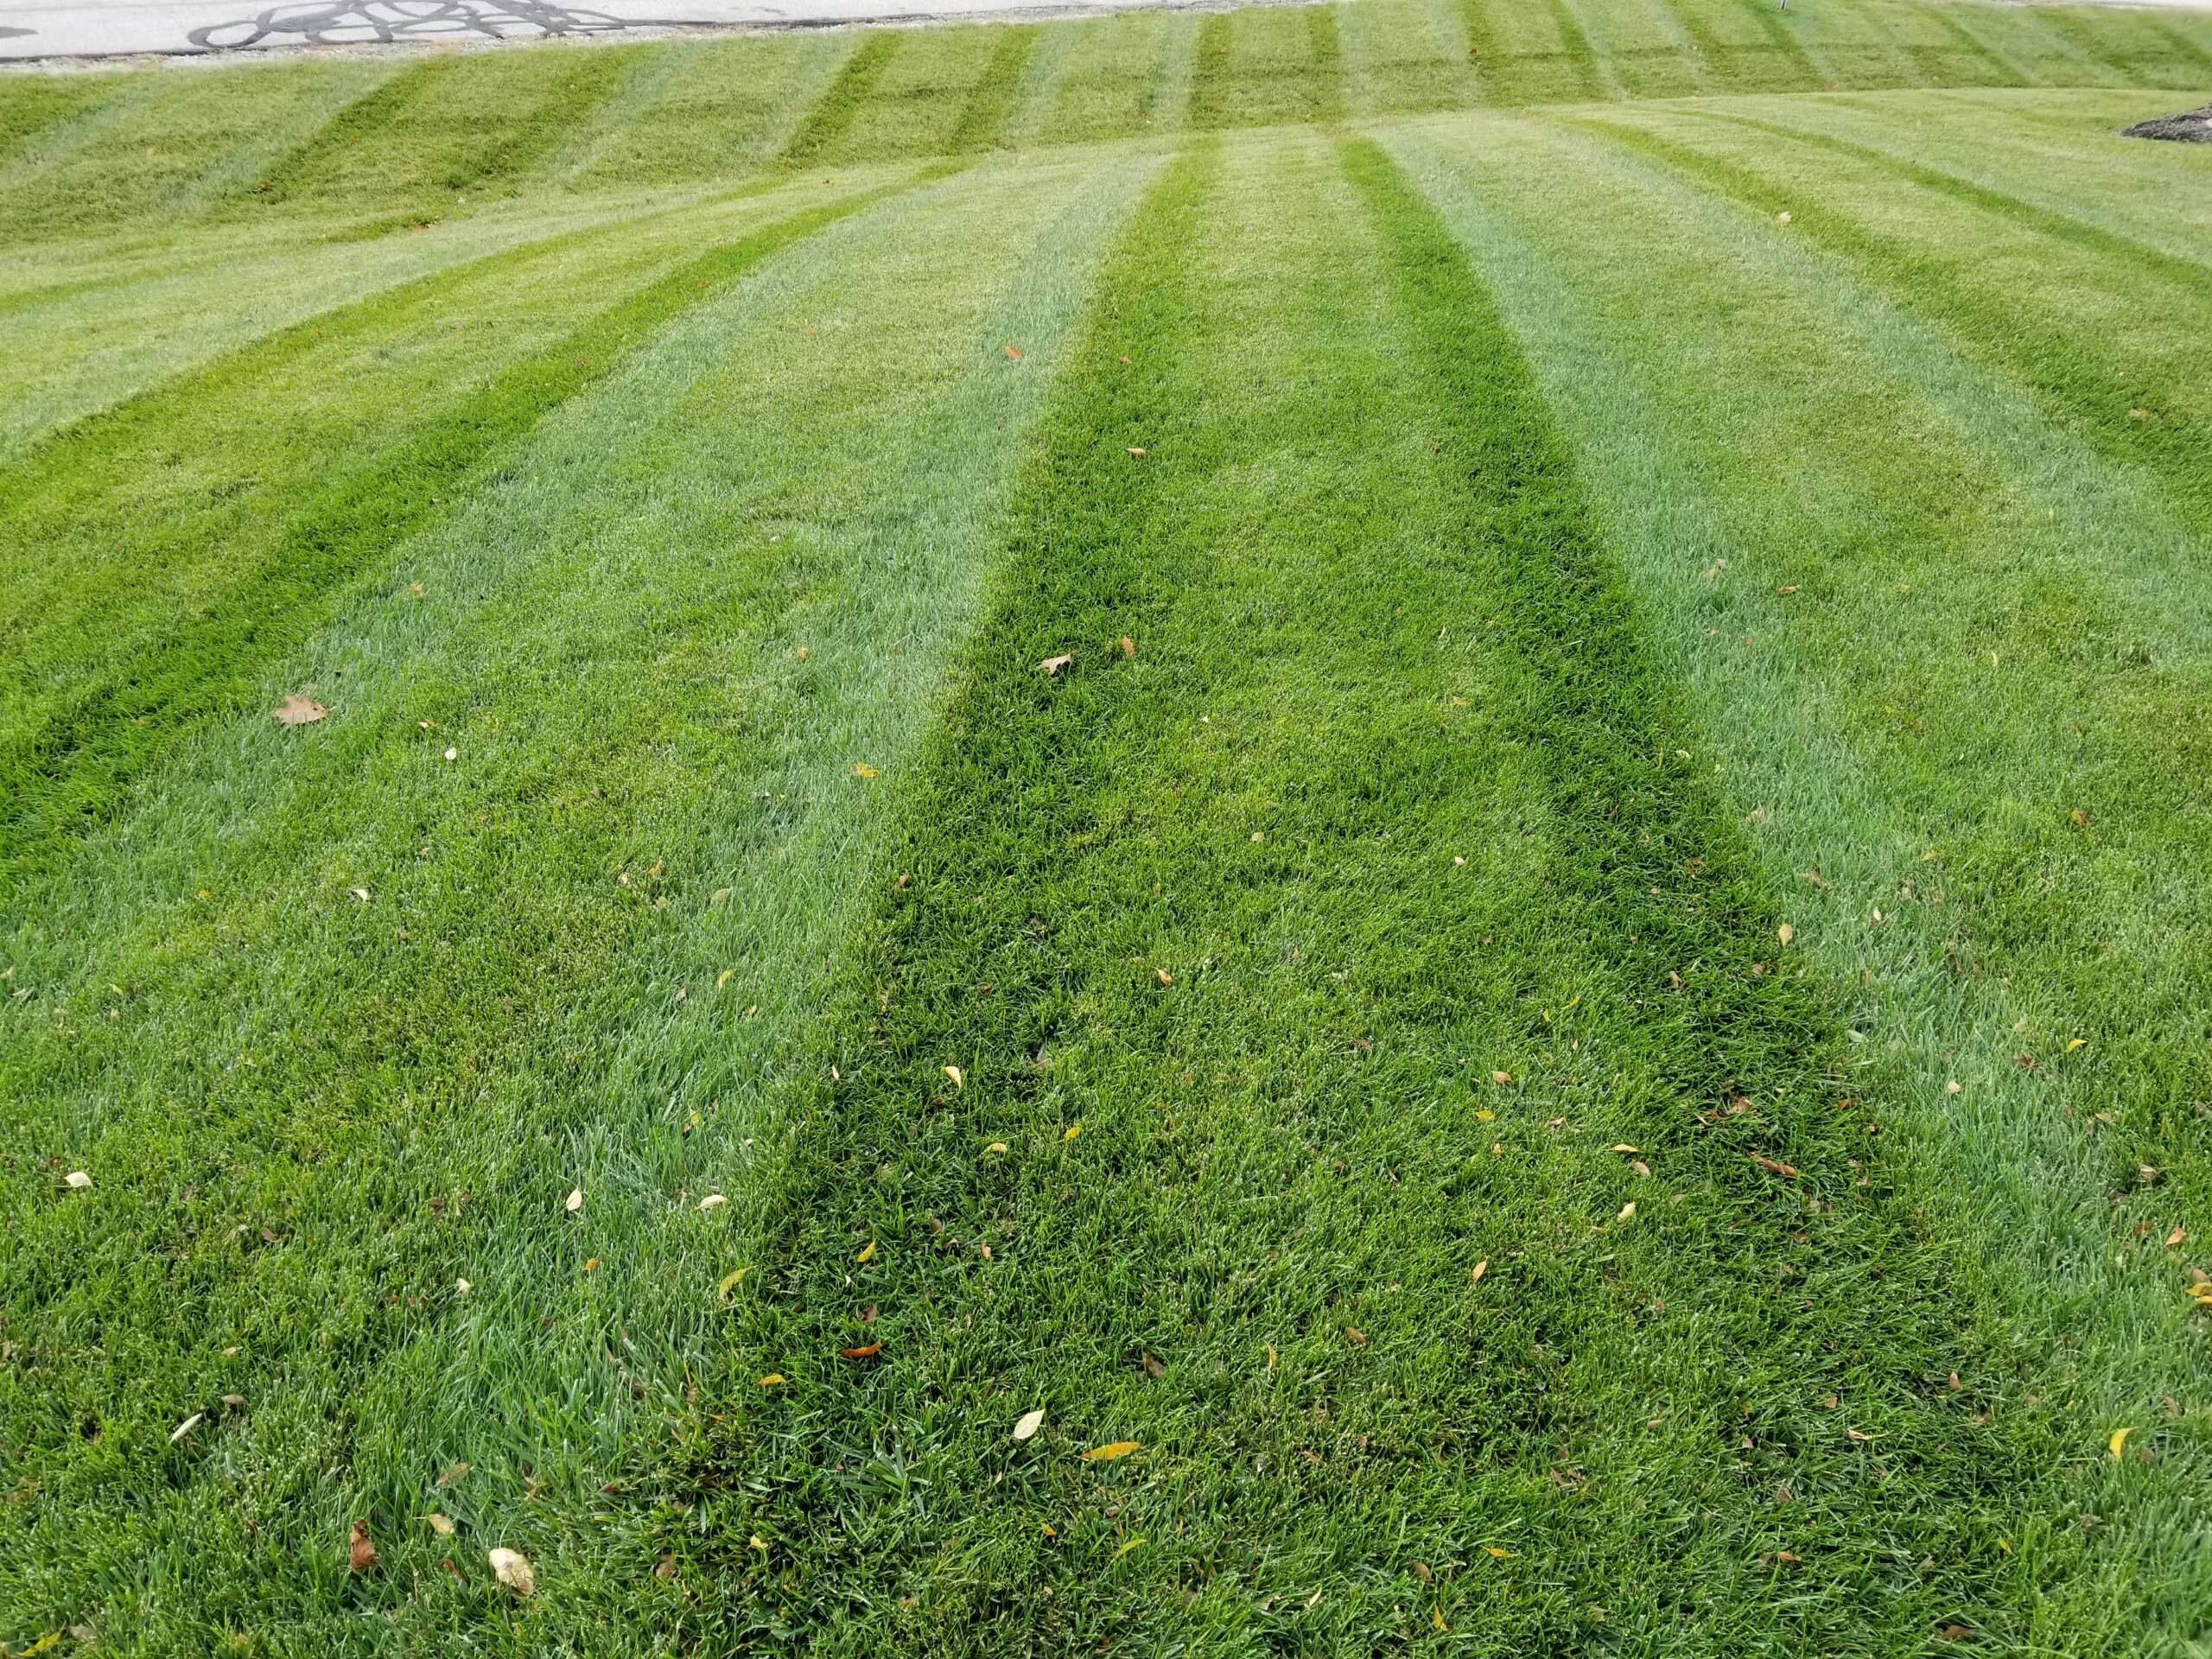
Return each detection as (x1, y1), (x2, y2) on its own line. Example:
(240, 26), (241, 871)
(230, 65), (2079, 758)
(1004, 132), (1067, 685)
(3, 1), (2210, 1652)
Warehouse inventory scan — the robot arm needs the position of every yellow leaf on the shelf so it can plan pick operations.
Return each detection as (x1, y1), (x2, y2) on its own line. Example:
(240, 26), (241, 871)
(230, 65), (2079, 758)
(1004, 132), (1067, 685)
(987, 1141), (1009, 1154)
(1475, 1109), (1494, 1122)
(1041, 1522), (1058, 1537)
(1112, 1536), (1147, 1560)
(1433, 1608), (1447, 1630)
(564, 1187), (583, 1214)
(944, 1065), (963, 1089)
(1082, 1440), (1140, 1461)
(1486, 1546), (1513, 1558)
(2109, 1427), (2132, 1459)
(2168, 1226), (2186, 1248)
(1491, 1071), (1512, 1086)
(718, 1266), (747, 1294)
(748, 1535), (768, 1552)
(1062, 1123), (1082, 1141)
(1470, 1260), (1488, 1283)
(856, 1242), (875, 1264)
(759, 1373), (785, 1387)
(717, 969), (734, 990)
(2067, 1038), (2087, 1052)
(1618, 1202), (1636, 1220)
(1777, 923), (1794, 946)
(852, 764), (878, 779)
(1014, 1408), (1046, 1441)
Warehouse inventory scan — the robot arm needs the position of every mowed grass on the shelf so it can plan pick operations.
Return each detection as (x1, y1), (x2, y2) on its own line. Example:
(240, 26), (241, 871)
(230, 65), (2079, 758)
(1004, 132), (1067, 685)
(3, 2), (2212, 1653)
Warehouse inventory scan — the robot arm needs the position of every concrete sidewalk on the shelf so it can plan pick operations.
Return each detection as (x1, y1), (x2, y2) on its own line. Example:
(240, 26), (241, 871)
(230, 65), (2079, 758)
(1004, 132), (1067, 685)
(0, 0), (1187, 60)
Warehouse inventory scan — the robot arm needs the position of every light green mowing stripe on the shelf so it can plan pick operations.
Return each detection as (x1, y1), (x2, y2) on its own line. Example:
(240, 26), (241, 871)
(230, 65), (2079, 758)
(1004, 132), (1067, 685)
(632, 124), (2067, 1653)
(0, 143), (1160, 1650)
(1386, 108), (2212, 1646)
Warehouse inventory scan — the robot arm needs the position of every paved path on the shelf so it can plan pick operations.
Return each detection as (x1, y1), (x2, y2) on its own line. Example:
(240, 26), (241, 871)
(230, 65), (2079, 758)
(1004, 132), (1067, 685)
(0, 0), (1186, 60)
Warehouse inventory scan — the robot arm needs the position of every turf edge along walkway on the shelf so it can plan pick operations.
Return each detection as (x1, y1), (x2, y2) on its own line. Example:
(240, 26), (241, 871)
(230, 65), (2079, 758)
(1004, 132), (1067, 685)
(641, 126), (2056, 1654)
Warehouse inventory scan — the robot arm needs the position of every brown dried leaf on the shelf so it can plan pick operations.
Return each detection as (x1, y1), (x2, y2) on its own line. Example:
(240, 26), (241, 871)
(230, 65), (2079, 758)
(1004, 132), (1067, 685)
(1039, 653), (1073, 676)
(273, 695), (328, 728)
(349, 1520), (378, 1573)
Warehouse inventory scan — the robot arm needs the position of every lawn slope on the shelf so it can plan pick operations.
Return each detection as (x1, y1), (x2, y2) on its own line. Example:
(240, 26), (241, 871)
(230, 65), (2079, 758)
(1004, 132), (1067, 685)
(3, 4), (2211, 1656)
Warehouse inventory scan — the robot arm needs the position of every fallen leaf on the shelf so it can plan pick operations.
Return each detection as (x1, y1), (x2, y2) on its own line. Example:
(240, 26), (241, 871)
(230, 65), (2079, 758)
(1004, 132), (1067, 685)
(220, 1394), (245, 1408)
(1155, 968), (1173, 986)
(987, 1141), (1009, 1154)
(564, 1188), (583, 1214)
(699, 1194), (726, 1210)
(1112, 1536), (1147, 1560)
(273, 695), (328, 728)
(655, 1553), (677, 1579)
(1083, 1440), (1140, 1461)
(1611, 1144), (1639, 1154)
(944, 1065), (963, 1089)
(1939, 1624), (1972, 1642)
(1005, 345), (1023, 359)
(2066, 1038), (2088, 1052)
(169, 1413), (203, 1444)
(1777, 1550), (1802, 1564)
(1485, 1546), (1514, 1558)
(583, 1256), (599, 1272)
(2168, 1226), (2186, 1248)
(2109, 1427), (2133, 1459)
(1119, 636), (1135, 658)
(1412, 1560), (1433, 1580)
(488, 1546), (535, 1595)
(1039, 653), (1074, 676)
(348, 887), (371, 904)
(1618, 1202), (1637, 1220)
(856, 1241), (875, 1263)
(758, 1373), (785, 1387)
(1777, 923), (1794, 946)
(718, 1266), (747, 1295)
(1491, 1070), (1512, 1086)
(1433, 1607), (1447, 1631)
(444, 747), (458, 762)
(1776, 585), (1800, 595)
(349, 1520), (378, 1573)
(1631, 1160), (1650, 1178)
(435, 1461), (469, 1488)
(1749, 1154), (1800, 1179)
(1346, 1326), (1367, 1345)
(1470, 1260), (1488, 1283)
(1014, 1408), (1046, 1441)
(1063, 1123), (1082, 1141)
(851, 763), (878, 778)
(64, 1171), (92, 1190)
(1126, 446), (1147, 457)
(840, 1341), (881, 1359)
(426, 1512), (455, 1536)
(748, 1535), (769, 1552)
(2071, 810), (2088, 827)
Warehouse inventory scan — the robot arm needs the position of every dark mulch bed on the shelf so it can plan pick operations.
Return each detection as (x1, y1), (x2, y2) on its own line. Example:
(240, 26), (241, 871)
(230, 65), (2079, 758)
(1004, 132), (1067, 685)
(2123, 104), (2212, 142)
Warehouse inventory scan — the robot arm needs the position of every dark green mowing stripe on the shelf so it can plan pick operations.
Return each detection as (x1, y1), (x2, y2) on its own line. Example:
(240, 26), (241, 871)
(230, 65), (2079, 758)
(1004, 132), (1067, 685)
(1567, 114), (2212, 543)
(0, 166), (956, 884)
(643, 128), (2031, 1649)
(779, 32), (901, 166)
(1537, 0), (1610, 100)
(1685, 106), (2212, 296)
(946, 25), (1046, 153)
